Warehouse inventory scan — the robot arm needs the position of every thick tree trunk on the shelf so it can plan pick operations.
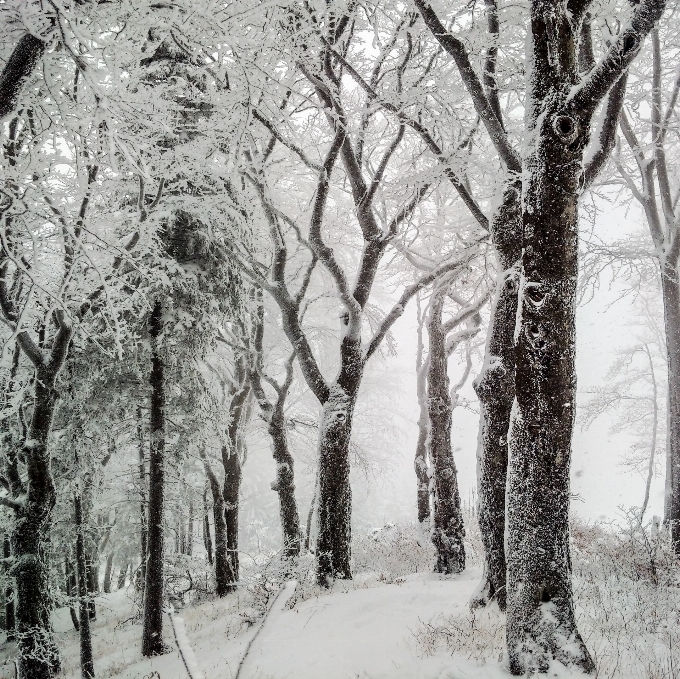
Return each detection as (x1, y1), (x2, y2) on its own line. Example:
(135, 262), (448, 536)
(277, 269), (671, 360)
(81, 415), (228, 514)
(269, 411), (301, 559)
(103, 552), (114, 594)
(3, 536), (14, 641)
(316, 384), (355, 585)
(142, 301), (166, 657)
(136, 407), (147, 593)
(75, 495), (94, 679)
(12, 362), (65, 678)
(428, 291), (465, 574)
(661, 270), (680, 549)
(471, 182), (521, 611)
(506, 53), (593, 672)
(0, 34), (45, 120)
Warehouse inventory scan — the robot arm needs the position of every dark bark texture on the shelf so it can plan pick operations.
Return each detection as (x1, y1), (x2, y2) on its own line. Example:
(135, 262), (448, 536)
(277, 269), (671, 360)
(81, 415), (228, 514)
(428, 291), (465, 574)
(204, 462), (230, 597)
(471, 182), (521, 612)
(3, 536), (14, 641)
(0, 34), (45, 120)
(142, 301), (166, 657)
(136, 407), (147, 593)
(75, 495), (94, 679)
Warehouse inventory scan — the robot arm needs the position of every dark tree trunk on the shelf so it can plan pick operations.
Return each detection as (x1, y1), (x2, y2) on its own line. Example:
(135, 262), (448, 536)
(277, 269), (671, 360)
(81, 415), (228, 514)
(12, 358), (68, 678)
(428, 290), (465, 574)
(415, 298), (431, 527)
(75, 495), (94, 679)
(0, 34), (45, 120)
(204, 465), (230, 596)
(506, 18), (594, 671)
(471, 183), (521, 611)
(142, 301), (166, 657)
(116, 564), (128, 590)
(305, 480), (317, 553)
(222, 446), (240, 588)
(65, 557), (80, 632)
(103, 552), (114, 594)
(202, 488), (213, 566)
(187, 499), (194, 557)
(269, 411), (301, 560)
(136, 406), (147, 593)
(3, 536), (14, 641)
(316, 383), (356, 585)
(86, 550), (97, 620)
(662, 270), (680, 549)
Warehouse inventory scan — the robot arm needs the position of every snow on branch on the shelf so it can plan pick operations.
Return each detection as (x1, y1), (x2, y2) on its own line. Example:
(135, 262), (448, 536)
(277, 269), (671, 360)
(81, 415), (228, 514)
(568, 0), (667, 116)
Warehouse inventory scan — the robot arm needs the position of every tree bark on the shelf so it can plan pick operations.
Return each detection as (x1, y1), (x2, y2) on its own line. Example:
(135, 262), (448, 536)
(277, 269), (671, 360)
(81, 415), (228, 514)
(187, 499), (194, 557)
(65, 557), (80, 632)
(661, 271), (680, 547)
(12, 355), (69, 678)
(506, 16), (593, 671)
(0, 34), (45, 121)
(136, 406), (147, 592)
(204, 461), (230, 596)
(142, 301), (166, 657)
(75, 495), (94, 679)
(471, 183), (521, 611)
(202, 487), (213, 565)
(415, 297), (431, 527)
(316, 383), (356, 585)
(3, 536), (14, 641)
(103, 552), (114, 594)
(428, 290), (465, 574)
(222, 445), (240, 589)
(116, 564), (128, 590)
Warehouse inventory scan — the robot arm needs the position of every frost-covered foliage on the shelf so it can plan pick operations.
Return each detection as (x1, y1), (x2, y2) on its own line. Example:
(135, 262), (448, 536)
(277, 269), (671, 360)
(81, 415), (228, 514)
(417, 513), (680, 678)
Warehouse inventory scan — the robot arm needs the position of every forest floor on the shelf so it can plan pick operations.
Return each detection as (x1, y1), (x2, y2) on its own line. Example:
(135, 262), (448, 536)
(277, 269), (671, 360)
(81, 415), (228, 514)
(0, 519), (676, 678)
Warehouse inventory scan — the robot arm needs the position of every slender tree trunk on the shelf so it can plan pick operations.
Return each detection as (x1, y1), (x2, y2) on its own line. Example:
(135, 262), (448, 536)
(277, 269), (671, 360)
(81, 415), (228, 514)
(187, 499), (194, 557)
(415, 296), (431, 527)
(116, 564), (128, 591)
(103, 553), (114, 594)
(75, 495), (94, 679)
(3, 536), (14, 641)
(65, 557), (80, 631)
(205, 465), (230, 596)
(661, 270), (680, 548)
(506, 70), (593, 675)
(316, 384), (356, 585)
(136, 406), (147, 592)
(222, 446), (240, 588)
(0, 34), (45, 120)
(471, 183), (521, 611)
(269, 410), (301, 559)
(12, 361), (66, 678)
(428, 291), (465, 574)
(142, 301), (166, 657)
(305, 479), (317, 553)
(202, 487), (213, 566)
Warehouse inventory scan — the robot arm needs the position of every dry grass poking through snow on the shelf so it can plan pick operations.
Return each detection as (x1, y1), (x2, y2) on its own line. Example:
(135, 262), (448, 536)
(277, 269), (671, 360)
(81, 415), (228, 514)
(415, 511), (680, 679)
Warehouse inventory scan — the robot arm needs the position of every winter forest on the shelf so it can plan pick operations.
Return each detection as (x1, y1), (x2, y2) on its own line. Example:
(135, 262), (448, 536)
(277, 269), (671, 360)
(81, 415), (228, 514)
(0, 0), (679, 677)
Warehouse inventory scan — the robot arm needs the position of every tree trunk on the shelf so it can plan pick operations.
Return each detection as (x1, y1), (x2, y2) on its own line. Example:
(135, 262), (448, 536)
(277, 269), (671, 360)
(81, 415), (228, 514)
(116, 564), (128, 591)
(3, 536), (14, 641)
(187, 499), (194, 557)
(506, 51), (593, 672)
(103, 552), (114, 594)
(661, 269), (680, 549)
(136, 406), (147, 593)
(142, 301), (166, 657)
(75, 495), (94, 679)
(222, 446), (240, 589)
(269, 410), (301, 559)
(316, 384), (355, 585)
(203, 487), (213, 566)
(12, 361), (65, 678)
(0, 34), (45, 120)
(471, 182), (521, 611)
(415, 296), (431, 527)
(65, 557), (80, 632)
(428, 290), (465, 574)
(205, 465), (230, 596)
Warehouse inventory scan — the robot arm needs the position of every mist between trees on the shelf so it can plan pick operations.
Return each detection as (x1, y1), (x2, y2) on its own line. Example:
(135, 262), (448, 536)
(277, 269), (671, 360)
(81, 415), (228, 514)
(0, 0), (678, 677)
